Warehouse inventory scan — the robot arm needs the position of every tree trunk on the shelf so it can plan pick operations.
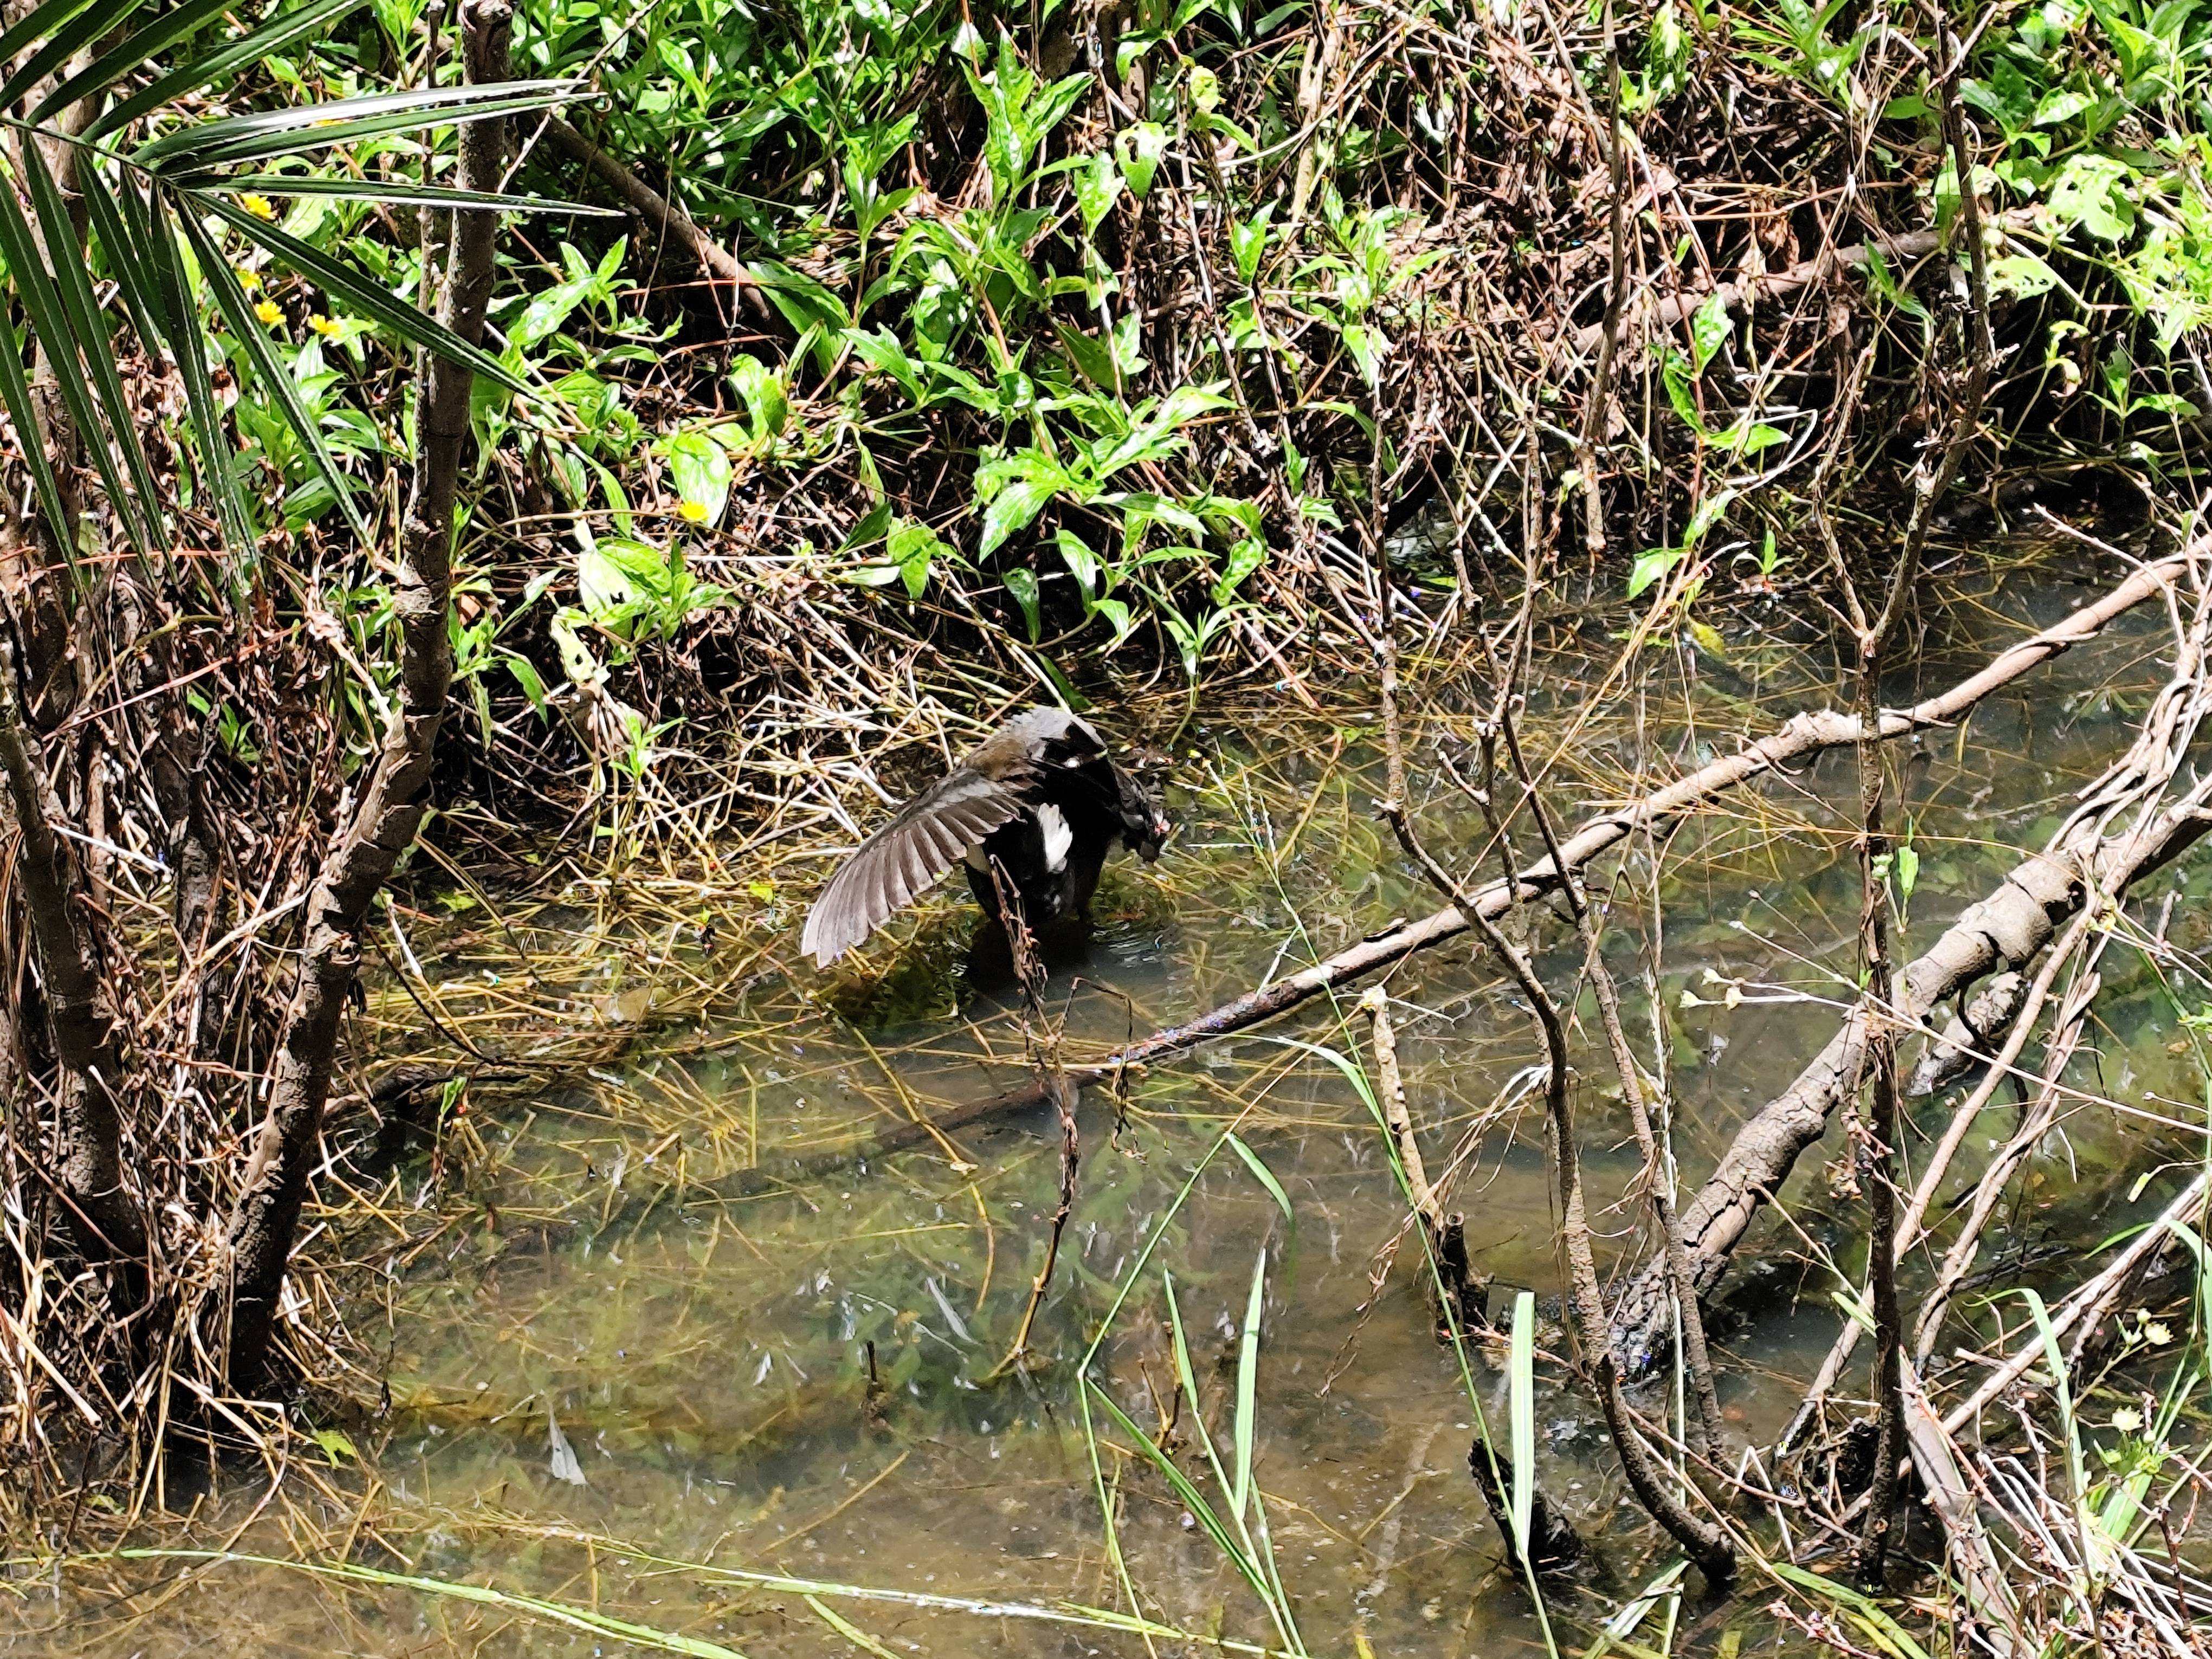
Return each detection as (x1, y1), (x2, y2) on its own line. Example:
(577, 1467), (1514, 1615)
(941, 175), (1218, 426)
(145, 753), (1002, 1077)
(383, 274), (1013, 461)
(0, 629), (151, 1330)
(222, 0), (510, 1398)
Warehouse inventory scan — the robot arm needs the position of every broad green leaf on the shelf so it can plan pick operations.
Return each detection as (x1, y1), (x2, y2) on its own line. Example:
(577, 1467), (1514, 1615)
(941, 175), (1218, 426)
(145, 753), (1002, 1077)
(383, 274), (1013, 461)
(661, 429), (732, 526)
(1002, 567), (1040, 640)
(1690, 290), (1731, 374)
(1075, 149), (1122, 234)
(1628, 544), (1686, 599)
(886, 517), (948, 599)
(1115, 121), (1168, 197)
(2048, 152), (2134, 241)
(728, 355), (789, 441)
(1231, 204), (1273, 285)
(1212, 537), (1266, 605)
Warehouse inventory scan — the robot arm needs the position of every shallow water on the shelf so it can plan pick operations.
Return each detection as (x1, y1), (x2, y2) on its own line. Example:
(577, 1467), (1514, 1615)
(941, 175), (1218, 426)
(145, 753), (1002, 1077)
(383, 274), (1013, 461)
(27, 552), (2212, 1656)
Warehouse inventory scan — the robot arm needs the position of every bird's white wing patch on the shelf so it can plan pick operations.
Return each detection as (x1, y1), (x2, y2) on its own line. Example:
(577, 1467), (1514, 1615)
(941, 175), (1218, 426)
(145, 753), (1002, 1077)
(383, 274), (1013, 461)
(1036, 802), (1073, 872)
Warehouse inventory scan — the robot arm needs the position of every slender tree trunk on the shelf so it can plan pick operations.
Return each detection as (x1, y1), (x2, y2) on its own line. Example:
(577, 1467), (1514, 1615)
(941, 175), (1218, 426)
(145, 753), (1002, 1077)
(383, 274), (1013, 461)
(0, 628), (150, 1330)
(223, 0), (510, 1398)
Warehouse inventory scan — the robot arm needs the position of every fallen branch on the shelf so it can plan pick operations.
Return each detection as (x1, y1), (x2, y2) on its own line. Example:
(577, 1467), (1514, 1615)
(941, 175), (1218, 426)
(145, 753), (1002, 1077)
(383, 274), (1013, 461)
(721, 552), (2185, 1204)
(541, 115), (777, 329)
(1613, 560), (2212, 1374)
(1612, 775), (2212, 1372)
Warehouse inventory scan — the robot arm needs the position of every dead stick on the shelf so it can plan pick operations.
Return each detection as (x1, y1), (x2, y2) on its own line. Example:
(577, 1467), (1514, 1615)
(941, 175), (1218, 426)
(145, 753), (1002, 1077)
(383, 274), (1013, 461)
(1360, 987), (1438, 1232)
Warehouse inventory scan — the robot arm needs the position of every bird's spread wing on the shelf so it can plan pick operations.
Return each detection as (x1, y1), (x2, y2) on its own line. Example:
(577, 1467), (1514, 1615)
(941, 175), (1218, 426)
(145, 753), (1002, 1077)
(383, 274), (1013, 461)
(802, 769), (1028, 966)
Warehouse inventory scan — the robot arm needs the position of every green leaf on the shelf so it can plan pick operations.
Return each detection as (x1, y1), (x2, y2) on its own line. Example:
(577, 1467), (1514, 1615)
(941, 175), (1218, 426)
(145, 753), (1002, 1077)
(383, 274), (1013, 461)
(1211, 537), (1266, 605)
(1231, 204), (1273, 284)
(1508, 1289), (1536, 1560)
(846, 326), (925, 403)
(0, 0), (154, 118)
(85, 0), (366, 138)
(139, 80), (577, 170)
(2047, 152), (2134, 241)
(0, 153), (144, 557)
(1075, 149), (1122, 235)
(661, 429), (732, 526)
(22, 138), (163, 554)
(136, 177), (254, 552)
(1230, 1247), (1266, 1522)
(728, 354), (789, 441)
(1690, 290), (1731, 374)
(1088, 1384), (1267, 1599)
(1115, 121), (1168, 197)
(1002, 567), (1040, 640)
(218, 173), (615, 216)
(886, 517), (949, 600)
(1628, 544), (1685, 599)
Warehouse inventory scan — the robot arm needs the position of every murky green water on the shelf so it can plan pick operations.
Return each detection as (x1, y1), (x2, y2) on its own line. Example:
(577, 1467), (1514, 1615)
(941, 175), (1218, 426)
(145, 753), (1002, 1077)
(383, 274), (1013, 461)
(25, 551), (2212, 1656)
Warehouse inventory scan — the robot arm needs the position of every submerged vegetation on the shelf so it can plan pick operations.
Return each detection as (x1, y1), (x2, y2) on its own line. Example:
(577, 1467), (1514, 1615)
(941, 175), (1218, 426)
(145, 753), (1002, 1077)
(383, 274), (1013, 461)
(2, 0), (2212, 1651)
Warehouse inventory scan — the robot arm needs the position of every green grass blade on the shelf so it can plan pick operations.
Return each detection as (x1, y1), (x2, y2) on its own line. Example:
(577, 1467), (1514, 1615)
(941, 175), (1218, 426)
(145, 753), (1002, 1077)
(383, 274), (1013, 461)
(1509, 1289), (1536, 1561)
(1762, 1561), (1932, 1659)
(180, 212), (372, 546)
(2021, 1288), (2087, 1506)
(75, 1549), (749, 1657)
(1162, 1275), (1226, 1482)
(1088, 1383), (1270, 1600)
(802, 1595), (899, 1659)
(1231, 1245), (1265, 1523)
(1225, 1131), (1293, 1224)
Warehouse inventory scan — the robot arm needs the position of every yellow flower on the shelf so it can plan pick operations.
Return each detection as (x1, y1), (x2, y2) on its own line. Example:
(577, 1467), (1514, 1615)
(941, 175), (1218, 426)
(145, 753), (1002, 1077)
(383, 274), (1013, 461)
(254, 299), (282, 325)
(240, 192), (276, 220)
(235, 267), (261, 292)
(677, 499), (709, 523)
(2111, 1407), (2144, 1433)
(308, 313), (339, 337)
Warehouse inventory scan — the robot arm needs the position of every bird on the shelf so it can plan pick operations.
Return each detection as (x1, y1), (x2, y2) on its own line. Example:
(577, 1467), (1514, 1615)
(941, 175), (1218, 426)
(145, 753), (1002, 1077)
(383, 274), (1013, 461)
(802, 708), (1170, 969)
